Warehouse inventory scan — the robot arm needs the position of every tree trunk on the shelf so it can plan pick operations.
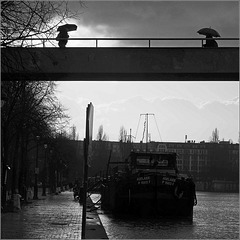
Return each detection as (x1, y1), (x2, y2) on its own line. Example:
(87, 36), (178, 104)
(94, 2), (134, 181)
(11, 129), (20, 195)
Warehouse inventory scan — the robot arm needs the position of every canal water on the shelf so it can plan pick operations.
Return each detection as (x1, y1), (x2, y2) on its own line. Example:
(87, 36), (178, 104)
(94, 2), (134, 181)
(91, 192), (239, 239)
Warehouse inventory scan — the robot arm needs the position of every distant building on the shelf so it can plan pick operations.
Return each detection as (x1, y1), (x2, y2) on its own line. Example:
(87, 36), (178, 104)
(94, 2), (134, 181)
(130, 140), (239, 192)
(24, 139), (238, 193)
(89, 140), (239, 192)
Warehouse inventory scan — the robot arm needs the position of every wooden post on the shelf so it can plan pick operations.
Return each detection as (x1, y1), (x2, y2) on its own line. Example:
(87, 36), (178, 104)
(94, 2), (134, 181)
(81, 103), (94, 239)
(81, 138), (88, 239)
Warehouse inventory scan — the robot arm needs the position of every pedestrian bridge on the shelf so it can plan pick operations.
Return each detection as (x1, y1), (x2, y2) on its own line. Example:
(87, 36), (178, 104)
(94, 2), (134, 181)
(1, 38), (239, 81)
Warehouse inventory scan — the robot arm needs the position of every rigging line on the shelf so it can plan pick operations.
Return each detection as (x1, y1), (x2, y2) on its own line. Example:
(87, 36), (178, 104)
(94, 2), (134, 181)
(153, 115), (163, 142)
(135, 114), (142, 140)
(142, 116), (146, 142)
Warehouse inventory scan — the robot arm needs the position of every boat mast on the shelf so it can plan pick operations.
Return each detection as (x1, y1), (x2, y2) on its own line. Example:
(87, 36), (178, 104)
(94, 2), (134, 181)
(146, 114), (148, 152)
(141, 113), (154, 152)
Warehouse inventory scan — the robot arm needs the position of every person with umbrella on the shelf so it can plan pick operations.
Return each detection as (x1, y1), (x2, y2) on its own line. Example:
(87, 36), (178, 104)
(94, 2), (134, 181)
(204, 34), (218, 48)
(56, 24), (77, 48)
(56, 29), (69, 48)
(197, 27), (220, 48)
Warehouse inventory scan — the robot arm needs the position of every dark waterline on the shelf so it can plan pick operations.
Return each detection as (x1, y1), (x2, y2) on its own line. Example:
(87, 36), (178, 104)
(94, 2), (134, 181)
(92, 192), (239, 239)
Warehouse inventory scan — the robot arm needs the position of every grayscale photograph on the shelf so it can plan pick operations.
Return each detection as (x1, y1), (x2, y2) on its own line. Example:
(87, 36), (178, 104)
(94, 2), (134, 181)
(1, 1), (239, 239)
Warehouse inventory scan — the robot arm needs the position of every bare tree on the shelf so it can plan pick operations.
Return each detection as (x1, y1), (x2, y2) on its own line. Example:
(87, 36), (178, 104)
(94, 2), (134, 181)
(1, 80), (69, 205)
(119, 126), (127, 142)
(1, 1), (83, 47)
(1, 1), (83, 207)
(96, 125), (108, 141)
(69, 125), (77, 140)
(210, 128), (220, 143)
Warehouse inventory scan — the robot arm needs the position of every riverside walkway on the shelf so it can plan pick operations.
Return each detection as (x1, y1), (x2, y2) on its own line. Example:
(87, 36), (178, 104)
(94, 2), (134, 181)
(1, 191), (108, 239)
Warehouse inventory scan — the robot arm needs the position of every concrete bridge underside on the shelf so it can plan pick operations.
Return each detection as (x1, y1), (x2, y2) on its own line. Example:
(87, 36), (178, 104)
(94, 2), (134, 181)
(1, 47), (239, 81)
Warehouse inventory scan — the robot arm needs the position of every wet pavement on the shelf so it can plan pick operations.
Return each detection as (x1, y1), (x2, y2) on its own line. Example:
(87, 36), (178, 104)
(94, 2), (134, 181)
(1, 190), (108, 239)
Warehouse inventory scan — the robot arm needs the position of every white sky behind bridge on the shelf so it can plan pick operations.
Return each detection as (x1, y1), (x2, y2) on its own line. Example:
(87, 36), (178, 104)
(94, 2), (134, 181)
(55, 1), (239, 143)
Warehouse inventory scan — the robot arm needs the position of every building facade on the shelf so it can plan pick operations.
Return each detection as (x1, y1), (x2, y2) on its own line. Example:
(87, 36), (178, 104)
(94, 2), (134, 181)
(96, 140), (239, 192)
(131, 140), (239, 192)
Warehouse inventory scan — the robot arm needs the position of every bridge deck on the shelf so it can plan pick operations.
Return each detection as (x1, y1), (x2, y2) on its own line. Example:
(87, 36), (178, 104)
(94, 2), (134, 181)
(1, 47), (239, 81)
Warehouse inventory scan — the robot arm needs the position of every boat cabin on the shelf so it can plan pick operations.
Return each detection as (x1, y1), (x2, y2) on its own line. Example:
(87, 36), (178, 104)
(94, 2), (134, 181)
(127, 151), (178, 175)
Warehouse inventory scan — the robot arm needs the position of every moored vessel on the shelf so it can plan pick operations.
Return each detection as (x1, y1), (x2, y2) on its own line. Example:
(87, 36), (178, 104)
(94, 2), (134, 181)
(101, 150), (197, 219)
(100, 114), (197, 219)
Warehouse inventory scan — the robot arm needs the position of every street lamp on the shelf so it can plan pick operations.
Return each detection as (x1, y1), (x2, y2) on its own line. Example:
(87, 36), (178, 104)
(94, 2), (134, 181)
(33, 135), (40, 199)
(42, 143), (47, 196)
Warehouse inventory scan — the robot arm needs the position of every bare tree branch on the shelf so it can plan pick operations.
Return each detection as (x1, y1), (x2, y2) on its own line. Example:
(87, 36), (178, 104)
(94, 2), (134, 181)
(1, 1), (83, 47)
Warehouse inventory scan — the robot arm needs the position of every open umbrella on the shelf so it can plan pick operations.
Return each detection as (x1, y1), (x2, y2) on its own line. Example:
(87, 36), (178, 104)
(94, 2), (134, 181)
(197, 28), (220, 37)
(57, 24), (77, 32)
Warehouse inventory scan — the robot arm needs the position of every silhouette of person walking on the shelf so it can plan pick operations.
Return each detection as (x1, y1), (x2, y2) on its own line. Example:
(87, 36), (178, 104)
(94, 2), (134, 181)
(187, 177), (197, 206)
(56, 29), (69, 48)
(203, 34), (218, 48)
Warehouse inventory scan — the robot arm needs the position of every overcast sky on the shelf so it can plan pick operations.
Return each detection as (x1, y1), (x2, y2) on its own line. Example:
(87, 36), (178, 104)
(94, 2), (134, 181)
(65, 0), (239, 47)
(55, 1), (239, 143)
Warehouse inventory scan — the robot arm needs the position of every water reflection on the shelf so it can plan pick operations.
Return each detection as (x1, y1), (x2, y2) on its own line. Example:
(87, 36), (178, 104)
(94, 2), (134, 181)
(98, 212), (196, 239)
(94, 192), (239, 239)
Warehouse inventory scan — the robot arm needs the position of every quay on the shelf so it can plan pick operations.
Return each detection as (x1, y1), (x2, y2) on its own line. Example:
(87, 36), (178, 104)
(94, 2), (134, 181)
(1, 190), (108, 239)
(85, 197), (108, 239)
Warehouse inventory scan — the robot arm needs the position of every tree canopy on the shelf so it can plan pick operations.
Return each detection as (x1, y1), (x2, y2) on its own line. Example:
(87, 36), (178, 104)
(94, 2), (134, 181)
(1, 1), (83, 207)
(1, 1), (82, 47)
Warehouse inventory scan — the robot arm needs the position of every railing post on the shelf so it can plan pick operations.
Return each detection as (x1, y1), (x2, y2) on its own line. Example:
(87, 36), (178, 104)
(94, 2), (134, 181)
(96, 39), (98, 48)
(149, 39), (151, 48)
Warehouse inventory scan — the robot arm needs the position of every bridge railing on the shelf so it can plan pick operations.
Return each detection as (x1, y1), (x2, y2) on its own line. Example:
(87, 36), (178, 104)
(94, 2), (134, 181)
(1, 37), (239, 48)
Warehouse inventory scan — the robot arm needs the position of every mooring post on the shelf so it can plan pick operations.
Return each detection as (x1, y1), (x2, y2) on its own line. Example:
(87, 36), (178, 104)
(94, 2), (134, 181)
(81, 138), (88, 239)
(81, 103), (94, 239)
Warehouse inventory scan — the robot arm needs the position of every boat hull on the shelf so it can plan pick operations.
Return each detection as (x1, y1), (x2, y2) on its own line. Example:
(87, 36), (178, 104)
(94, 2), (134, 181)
(100, 151), (196, 220)
(116, 194), (193, 218)
(101, 179), (194, 219)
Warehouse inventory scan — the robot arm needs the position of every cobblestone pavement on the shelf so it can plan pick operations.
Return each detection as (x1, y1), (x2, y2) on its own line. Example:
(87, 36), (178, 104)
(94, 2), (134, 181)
(1, 191), (82, 239)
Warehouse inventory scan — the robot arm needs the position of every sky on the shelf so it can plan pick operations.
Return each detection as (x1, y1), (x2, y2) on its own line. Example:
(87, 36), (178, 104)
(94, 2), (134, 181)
(63, 0), (239, 47)
(55, 1), (239, 143)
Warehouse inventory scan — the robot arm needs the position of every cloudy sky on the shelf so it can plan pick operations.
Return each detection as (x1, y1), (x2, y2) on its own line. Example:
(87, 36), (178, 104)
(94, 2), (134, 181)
(55, 1), (239, 143)
(64, 0), (239, 47)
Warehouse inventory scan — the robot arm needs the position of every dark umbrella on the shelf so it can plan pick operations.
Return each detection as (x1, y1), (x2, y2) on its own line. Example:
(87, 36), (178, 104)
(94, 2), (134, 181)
(197, 27), (220, 37)
(57, 24), (77, 32)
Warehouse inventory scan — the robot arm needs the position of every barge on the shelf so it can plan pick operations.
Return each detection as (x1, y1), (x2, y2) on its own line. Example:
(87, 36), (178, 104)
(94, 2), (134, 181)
(101, 150), (197, 219)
